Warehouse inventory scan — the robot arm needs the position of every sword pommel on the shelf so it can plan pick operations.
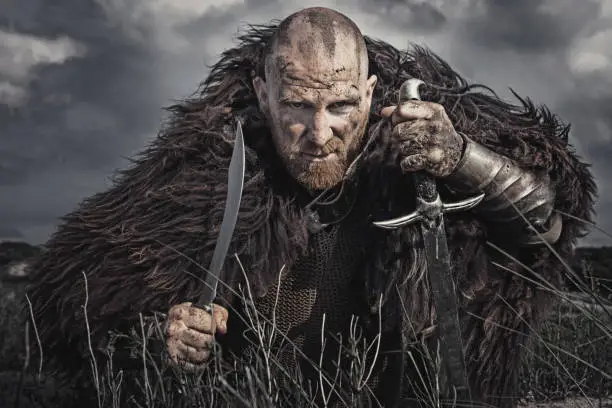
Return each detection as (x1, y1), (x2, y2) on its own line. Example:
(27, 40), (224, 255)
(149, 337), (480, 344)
(399, 78), (425, 102)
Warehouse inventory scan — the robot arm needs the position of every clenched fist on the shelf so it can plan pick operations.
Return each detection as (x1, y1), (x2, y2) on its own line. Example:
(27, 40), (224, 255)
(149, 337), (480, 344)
(380, 98), (464, 178)
(166, 302), (228, 371)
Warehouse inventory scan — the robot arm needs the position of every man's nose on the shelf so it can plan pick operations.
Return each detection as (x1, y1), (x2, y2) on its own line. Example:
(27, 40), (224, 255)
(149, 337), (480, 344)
(309, 110), (333, 146)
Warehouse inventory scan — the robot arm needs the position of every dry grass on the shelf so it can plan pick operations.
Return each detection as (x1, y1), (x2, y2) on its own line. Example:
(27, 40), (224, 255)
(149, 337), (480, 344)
(1, 216), (611, 407)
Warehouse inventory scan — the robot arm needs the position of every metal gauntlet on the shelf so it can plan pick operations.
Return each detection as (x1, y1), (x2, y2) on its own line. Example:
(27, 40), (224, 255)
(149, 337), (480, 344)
(446, 135), (562, 245)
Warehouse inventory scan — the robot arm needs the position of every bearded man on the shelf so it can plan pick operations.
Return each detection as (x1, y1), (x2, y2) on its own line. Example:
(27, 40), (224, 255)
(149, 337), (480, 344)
(27, 6), (595, 408)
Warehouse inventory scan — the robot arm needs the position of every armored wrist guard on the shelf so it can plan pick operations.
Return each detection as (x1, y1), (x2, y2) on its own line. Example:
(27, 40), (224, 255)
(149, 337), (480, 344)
(445, 135), (562, 245)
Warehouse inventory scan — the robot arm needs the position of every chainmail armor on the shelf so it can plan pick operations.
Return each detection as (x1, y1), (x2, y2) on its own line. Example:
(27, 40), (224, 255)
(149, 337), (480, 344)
(254, 213), (368, 376)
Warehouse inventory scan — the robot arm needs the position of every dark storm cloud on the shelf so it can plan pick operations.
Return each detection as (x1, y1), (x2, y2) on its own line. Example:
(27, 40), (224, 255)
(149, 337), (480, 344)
(1, 0), (139, 44)
(463, 0), (601, 52)
(244, 0), (283, 8)
(0, 226), (24, 241)
(176, 5), (244, 40)
(560, 92), (612, 162)
(355, 0), (447, 32)
(555, 89), (612, 244)
(0, 0), (610, 248)
(0, 0), (166, 241)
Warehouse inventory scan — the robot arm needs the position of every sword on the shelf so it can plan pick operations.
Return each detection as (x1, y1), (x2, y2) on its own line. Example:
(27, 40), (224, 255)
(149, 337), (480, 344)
(373, 79), (484, 404)
(194, 121), (246, 311)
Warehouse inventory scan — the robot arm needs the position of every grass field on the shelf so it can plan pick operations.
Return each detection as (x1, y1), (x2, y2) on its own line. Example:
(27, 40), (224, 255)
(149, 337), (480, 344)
(1, 255), (611, 407)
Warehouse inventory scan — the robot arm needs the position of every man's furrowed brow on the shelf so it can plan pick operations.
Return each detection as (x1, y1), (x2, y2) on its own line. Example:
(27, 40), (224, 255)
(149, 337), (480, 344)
(278, 88), (310, 102)
(278, 88), (360, 102)
(280, 73), (333, 89)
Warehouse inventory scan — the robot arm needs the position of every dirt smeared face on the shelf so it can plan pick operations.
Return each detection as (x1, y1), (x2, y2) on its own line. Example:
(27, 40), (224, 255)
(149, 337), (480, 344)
(254, 12), (377, 191)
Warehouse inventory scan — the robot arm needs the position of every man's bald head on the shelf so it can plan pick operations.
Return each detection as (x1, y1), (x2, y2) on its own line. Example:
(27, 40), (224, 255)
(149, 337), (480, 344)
(253, 7), (377, 191)
(264, 7), (369, 81)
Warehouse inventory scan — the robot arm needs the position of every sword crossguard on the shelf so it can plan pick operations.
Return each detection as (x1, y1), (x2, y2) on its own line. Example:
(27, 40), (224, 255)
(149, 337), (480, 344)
(373, 192), (484, 230)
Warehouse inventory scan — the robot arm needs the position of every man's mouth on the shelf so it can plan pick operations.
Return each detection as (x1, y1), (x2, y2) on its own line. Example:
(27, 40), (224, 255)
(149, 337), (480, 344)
(300, 152), (336, 161)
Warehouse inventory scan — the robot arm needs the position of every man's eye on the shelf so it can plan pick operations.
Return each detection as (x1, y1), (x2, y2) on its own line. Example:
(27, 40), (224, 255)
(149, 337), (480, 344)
(329, 101), (354, 112)
(285, 101), (307, 109)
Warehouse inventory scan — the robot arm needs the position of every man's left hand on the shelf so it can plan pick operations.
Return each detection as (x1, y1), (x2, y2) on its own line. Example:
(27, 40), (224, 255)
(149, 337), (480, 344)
(381, 100), (464, 178)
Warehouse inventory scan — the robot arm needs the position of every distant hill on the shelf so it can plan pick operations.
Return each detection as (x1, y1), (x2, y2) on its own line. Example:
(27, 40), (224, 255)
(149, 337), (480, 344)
(0, 241), (42, 266)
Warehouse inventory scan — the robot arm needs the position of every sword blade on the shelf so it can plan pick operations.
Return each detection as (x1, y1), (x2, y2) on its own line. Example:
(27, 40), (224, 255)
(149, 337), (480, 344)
(421, 216), (471, 400)
(195, 121), (246, 307)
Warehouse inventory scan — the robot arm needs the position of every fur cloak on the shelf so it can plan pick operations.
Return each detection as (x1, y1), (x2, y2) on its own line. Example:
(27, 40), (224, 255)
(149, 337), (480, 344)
(26, 23), (596, 407)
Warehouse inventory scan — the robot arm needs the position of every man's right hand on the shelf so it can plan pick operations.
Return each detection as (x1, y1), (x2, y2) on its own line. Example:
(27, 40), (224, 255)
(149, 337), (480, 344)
(166, 302), (228, 371)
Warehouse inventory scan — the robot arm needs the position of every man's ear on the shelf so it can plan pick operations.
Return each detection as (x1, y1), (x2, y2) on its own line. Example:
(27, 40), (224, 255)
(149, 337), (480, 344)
(364, 74), (377, 112)
(252, 76), (269, 114)
(366, 74), (377, 98)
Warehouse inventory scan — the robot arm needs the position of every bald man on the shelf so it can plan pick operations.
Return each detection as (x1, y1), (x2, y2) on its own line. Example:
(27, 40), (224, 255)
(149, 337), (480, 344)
(28, 6), (595, 408)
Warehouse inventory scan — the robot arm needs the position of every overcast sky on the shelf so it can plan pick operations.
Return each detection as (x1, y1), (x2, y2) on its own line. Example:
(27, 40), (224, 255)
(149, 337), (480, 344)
(1, 0), (611, 247)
